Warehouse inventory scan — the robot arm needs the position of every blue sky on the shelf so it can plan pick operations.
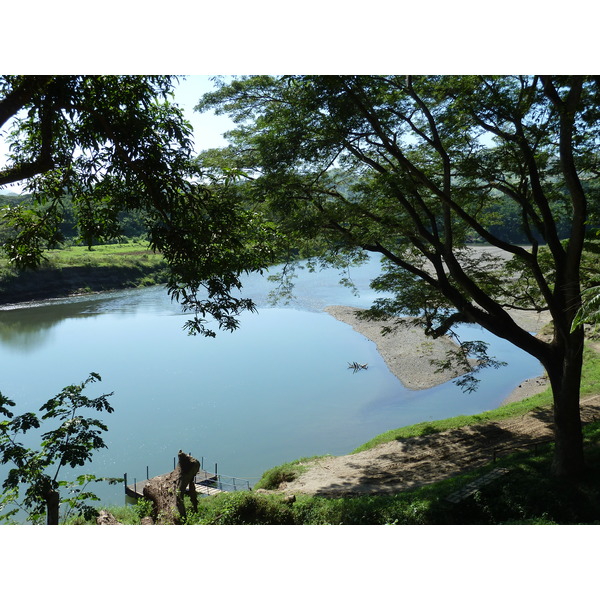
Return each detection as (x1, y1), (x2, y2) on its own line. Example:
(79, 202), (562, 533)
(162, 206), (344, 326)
(173, 75), (234, 152)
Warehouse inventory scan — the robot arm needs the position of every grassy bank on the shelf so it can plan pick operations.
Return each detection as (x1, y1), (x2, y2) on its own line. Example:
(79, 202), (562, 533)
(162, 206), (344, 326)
(182, 420), (600, 524)
(0, 241), (168, 304)
(353, 344), (600, 453)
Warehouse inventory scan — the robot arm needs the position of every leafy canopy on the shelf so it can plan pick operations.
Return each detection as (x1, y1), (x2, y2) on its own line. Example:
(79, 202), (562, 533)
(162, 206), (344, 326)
(197, 75), (600, 386)
(0, 75), (279, 335)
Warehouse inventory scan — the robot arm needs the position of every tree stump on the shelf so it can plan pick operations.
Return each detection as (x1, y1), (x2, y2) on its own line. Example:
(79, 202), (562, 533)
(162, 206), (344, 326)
(142, 450), (200, 524)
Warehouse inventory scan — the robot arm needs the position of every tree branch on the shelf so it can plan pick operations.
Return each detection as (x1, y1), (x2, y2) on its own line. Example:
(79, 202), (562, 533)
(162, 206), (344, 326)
(0, 76), (53, 129)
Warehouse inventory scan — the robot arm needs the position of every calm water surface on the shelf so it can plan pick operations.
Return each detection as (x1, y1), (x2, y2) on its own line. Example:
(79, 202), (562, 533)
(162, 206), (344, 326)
(0, 257), (543, 509)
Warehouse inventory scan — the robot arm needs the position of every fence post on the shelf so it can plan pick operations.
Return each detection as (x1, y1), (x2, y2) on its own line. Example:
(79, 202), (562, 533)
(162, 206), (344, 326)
(134, 478), (137, 495)
(233, 477), (236, 491)
(124, 473), (127, 493)
(147, 466), (149, 480)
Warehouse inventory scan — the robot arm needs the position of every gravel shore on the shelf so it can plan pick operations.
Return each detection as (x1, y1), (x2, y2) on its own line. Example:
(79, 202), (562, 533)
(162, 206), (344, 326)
(324, 304), (552, 403)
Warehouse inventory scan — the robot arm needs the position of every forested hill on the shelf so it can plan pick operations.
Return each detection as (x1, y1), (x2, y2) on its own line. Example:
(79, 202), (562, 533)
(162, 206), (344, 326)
(0, 184), (582, 251)
(0, 183), (592, 306)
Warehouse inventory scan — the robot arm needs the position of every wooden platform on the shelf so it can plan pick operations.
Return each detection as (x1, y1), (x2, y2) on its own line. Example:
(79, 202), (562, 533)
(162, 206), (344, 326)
(124, 470), (223, 500)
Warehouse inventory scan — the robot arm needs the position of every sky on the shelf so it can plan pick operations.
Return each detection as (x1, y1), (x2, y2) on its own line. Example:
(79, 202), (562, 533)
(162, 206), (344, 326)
(174, 75), (234, 152)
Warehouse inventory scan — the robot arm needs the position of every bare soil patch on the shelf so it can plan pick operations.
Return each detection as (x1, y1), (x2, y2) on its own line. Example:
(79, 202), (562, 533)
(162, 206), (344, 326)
(273, 394), (600, 498)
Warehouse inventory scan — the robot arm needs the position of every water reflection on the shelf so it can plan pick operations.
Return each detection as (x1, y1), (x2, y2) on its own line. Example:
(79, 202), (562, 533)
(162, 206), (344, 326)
(0, 287), (183, 350)
(0, 303), (101, 350)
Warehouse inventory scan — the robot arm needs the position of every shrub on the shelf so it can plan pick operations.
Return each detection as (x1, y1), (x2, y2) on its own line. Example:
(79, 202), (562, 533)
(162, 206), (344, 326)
(254, 457), (322, 490)
(186, 491), (296, 525)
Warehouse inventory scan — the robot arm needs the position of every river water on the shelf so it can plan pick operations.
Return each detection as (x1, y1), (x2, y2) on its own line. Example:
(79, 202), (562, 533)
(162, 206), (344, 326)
(0, 256), (543, 512)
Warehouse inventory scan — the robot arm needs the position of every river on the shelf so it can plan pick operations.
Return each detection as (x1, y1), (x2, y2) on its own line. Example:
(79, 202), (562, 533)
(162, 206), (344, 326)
(0, 256), (543, 513)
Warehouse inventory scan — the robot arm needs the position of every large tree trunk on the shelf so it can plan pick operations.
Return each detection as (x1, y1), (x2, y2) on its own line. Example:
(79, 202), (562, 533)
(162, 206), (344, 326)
(143, 451), (200, 524)
(546, 331), (585, 478)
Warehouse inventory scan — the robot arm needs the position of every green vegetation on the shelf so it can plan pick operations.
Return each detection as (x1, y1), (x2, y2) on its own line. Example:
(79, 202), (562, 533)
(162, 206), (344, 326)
(0, 241), (168, 304)
(77, 419), (600, 525)
(0, 373), (119, 524)
(573, 285), (600, 335)
(254, 456), (324, 490)
(1, 76), (277, 337)
(2, 76), (600, 524)
(0, 191), (149, 247)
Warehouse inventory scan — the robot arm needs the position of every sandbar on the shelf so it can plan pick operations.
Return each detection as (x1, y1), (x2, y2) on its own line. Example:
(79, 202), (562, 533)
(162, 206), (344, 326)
(324, 304), (551, 403)
(324, 305), (470, 390)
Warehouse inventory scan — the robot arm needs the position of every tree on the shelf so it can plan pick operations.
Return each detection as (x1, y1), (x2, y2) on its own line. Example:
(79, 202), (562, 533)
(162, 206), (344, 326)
(0, 75), (277, 335)
(142, 450), (200, 524)
(0, 76), (279, 522)
(0, 373), (117, 524)
(197, 75), (600, 478)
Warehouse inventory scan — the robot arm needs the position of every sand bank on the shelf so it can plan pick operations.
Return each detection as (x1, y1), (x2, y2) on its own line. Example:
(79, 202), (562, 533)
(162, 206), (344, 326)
(324, 304), (551, 403)
(324, 305), (471, 390)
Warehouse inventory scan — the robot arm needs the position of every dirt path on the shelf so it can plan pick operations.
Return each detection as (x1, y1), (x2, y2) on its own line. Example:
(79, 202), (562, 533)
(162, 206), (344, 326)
(273, 394), (600, 498)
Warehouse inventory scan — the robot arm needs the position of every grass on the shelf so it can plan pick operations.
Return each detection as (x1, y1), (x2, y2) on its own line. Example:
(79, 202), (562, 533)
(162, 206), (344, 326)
(67, 504), (143, 525)
(352, 389), (553, 453)
(353, 344), (600, 453)
(0, 241), (168, 303)
(253, 456), (326, 490)
(172, 419), (600, 525)
(72, 424), (600, 525)
(51, 241), (165, 268)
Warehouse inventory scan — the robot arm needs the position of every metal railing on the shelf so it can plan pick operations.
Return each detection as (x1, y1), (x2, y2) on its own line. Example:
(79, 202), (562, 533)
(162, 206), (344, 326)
(194, 469), (251, 493)
(124, 455), (254, 498)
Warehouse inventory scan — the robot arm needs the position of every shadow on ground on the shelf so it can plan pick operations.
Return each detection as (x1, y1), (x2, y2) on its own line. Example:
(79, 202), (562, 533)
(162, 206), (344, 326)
(282, 396), (600, 498)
